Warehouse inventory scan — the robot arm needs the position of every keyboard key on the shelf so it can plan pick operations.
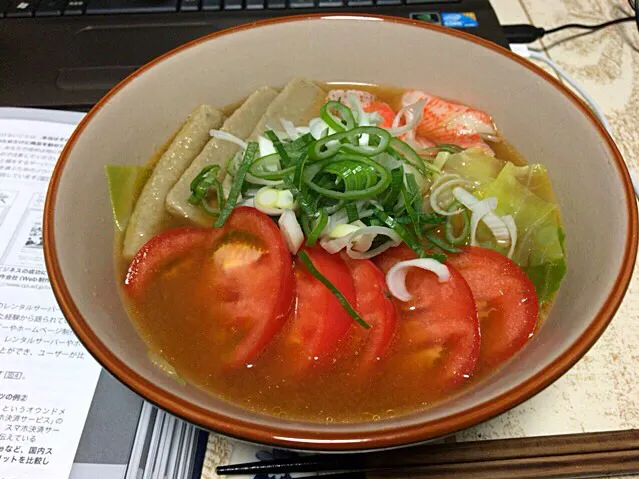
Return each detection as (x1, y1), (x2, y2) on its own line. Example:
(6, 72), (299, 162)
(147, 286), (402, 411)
(1, 0), (11, 16)
(36, 0), (66, 16)
(87, 0), (178, 14)
(245, 0), (263, 9)
(202, 0), (220, 9)
(375, 0), (401, 5)
(180, 0), (200, 10)
(223, 0), (241, 9)
(266, 0), (285, 8)
(347, 0), (372, 5)
(289, 0), (313, 7)
(63, 0), (86, 14)
(6, 0), (36, 17)
(318, 0), (342, 6)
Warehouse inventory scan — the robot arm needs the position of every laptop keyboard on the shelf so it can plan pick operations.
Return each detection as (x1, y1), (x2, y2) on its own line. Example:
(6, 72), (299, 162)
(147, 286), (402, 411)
(0, 0), (455, 17)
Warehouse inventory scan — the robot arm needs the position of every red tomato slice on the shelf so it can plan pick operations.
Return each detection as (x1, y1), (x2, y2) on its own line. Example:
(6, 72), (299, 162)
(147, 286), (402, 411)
(216, 207), (295, 367)
(124, 207), (294, 368)
(278, 246), (356, 373)
(341, 254), (397, 369)
(446, 246), (539, 368)
(364, 101), (396, 129)
(124, 227), (220, 298)
(374, 245), (480, 386)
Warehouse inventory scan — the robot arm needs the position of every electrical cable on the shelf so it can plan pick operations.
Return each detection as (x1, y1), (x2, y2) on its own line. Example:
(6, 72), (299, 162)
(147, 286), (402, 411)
(503, 1), (638, 44)
(544, 16), (635, 35)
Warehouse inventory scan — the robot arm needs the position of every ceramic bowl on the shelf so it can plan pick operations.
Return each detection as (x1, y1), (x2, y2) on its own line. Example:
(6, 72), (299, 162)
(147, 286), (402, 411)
(43, 15), (637, 451)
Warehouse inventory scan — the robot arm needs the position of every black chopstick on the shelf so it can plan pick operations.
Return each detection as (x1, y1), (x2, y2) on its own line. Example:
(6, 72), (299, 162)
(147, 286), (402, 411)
(215, 429), (639, 476)
(217, 454), (368, 475)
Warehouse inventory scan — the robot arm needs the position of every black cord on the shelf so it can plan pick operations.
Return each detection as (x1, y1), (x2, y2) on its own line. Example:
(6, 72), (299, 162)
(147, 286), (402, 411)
(503, 3), (638, 44)
(543, 16), (635, 35)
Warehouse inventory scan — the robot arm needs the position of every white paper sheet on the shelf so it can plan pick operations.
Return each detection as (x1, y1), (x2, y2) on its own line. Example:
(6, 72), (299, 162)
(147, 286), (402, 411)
(0, 111), (102, 479)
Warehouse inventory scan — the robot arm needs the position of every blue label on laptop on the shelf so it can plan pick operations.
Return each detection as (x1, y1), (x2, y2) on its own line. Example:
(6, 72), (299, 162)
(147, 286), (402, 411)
(441, 12), (479, 28)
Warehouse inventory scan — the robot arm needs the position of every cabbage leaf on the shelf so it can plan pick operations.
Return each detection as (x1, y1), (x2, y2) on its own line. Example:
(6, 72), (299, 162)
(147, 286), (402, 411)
(442, 148), (505, 186)
(105, 165), (151, 232)
(477, 162), (566, 303)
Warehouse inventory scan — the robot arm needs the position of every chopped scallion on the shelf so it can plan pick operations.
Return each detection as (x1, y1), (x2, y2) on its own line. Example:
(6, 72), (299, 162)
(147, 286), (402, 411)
(265, 130), (292, 166)
(303, 155), (391, 200)
(445, 202), (471, 245)
(297, 250), (370, 329)
(214, 142), (258, 228)
(320, 101), (356, 133)
(346, 202), (359, 223)
(375, 210), (446, 263)
(305, 209), (328, 247)
(425, 232), (462, 253)
(188, 164), (221, 205)
(308, 127), (391, 161)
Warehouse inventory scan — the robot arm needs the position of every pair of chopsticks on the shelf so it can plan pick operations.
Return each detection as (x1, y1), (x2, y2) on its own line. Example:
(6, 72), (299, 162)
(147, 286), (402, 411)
(216, 429), (639, 478)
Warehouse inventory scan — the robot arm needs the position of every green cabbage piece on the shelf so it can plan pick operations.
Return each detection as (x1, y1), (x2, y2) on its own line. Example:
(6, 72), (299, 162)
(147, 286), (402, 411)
(442, 148), (505, 186)
(477, 162), (566, 303)
(105, 165), (151, 232)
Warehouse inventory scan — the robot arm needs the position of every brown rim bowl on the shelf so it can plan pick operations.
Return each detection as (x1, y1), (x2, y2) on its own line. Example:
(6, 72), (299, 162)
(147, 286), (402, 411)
(43, 15), (638, 451)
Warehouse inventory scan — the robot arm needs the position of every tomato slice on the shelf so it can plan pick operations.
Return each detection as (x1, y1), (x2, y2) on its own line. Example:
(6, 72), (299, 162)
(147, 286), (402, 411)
(124, 207), (294, 368)
(278, 246), (356, 373)
(364, 101), (396, 129)
(374, 245), (480, 386)
(341, 254), (397, 369)
(446, 246), (539, 368)
(124, 227), (220, 298)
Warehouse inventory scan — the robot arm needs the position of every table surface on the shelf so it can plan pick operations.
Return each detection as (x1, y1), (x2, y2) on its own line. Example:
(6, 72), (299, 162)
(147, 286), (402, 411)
(200, 0), (639, 476)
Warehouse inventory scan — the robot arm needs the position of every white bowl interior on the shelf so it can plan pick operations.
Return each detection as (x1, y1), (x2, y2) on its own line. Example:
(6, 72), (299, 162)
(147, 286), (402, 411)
(51, 17), (632, 442)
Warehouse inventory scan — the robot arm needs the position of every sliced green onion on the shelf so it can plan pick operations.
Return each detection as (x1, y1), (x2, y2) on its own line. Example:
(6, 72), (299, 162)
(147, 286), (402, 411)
(249, 153), (292, 180)
(436, 144), (464, 154)
(303, 155), (391, 201)
(214, 142), (258, 228)
(346, 202), (359, 223)
(404, 173), (421, 200)
(324, 200), (345, 215)
(265, 130), (292, 166)
(421, 144), (464, 156)
(285, 133), (315, 154)
(375, 211), (424, 257)
(297, 250), (370, 329)
(289, 184), (316, 224)
(426, 232), (462, 253)
(389, 138), (427, 174)
(381, 167), (404, 211)
(199, 179), (225, 217)
(375, 210), (446, 263)
(401, 186), (421, 239)
(389, 137), (442, 176)
(445, 201), (471, 245)
(308, 127), (391, 160)
(320, 101), (356, 133)
(188, 164), (221, 205)
(188, 164), (225, 217)
(395, 213), (445, 226)
(293, 152), (308, 191)
(305, 208), (328, 247)
(249, 135), (313, 180)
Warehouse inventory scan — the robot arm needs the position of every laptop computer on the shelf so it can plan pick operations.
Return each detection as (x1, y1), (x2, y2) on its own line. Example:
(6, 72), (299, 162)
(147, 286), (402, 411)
(0, 0), (508, 109)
